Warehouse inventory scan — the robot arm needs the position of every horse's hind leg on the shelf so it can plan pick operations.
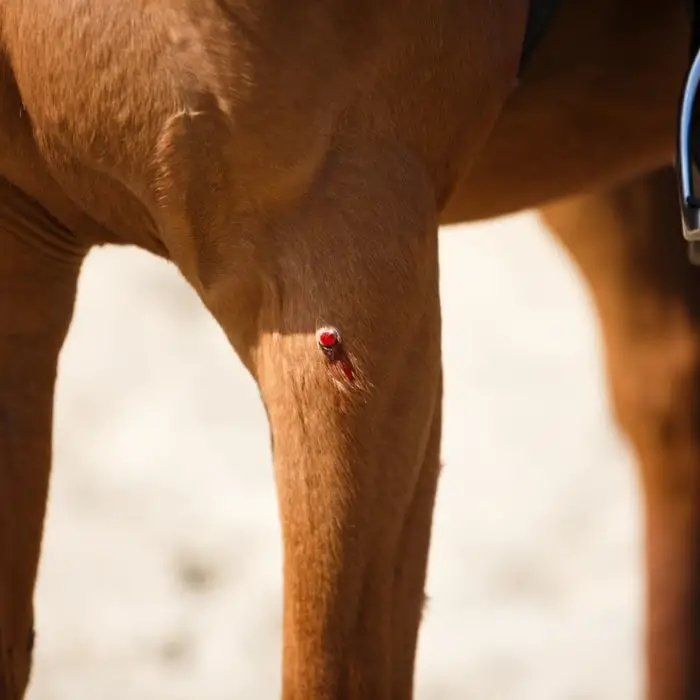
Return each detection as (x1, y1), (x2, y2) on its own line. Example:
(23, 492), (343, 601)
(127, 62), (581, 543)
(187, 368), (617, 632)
(0, 182), (84, 698)
(541, 166), (700, 700)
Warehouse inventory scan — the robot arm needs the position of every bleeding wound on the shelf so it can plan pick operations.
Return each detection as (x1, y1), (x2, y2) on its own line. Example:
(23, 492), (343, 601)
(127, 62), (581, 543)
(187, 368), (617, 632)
(316, 326), (355, 381)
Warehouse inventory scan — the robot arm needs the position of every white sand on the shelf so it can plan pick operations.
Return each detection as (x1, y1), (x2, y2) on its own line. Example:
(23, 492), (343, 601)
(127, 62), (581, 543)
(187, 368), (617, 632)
(28, 212), (642, 699)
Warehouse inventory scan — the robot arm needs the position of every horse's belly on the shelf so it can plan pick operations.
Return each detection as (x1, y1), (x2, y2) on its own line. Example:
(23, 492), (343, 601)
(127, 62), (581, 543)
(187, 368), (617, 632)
(441, 0), (689, 224)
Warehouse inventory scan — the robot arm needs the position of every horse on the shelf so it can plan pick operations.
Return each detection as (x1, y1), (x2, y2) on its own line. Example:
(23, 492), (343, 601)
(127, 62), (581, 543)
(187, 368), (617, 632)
(0, 0), (695, 697)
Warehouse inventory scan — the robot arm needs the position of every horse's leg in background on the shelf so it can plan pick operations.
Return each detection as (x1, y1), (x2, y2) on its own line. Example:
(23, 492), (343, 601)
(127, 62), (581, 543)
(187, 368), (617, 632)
(541, 166), (700, 700)
(0, 182), (85, 698)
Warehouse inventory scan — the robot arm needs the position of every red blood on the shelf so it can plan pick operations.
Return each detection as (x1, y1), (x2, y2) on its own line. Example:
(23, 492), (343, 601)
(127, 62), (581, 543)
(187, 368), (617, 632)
(340, 359), (354, 381)
(318, 330), (338, 348)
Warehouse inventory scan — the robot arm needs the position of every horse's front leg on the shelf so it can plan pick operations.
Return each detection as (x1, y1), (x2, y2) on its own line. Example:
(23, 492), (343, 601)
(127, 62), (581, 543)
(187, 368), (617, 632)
(0, 183), (85, 698)
(185, 142), (443, 699)
(246, 147), (441, 700)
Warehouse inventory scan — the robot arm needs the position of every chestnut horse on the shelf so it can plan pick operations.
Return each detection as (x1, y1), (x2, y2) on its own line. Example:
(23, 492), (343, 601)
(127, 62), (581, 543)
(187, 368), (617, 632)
(0, 0), (695, 697)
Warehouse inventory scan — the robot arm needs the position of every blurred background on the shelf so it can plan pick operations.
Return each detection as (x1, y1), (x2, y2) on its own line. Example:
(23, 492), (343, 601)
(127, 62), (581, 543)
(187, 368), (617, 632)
(28, 211), (642, 700)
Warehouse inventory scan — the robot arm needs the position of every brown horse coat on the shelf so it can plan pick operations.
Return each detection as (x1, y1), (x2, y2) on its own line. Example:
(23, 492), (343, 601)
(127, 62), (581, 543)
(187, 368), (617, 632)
(0, 0), (696, 698)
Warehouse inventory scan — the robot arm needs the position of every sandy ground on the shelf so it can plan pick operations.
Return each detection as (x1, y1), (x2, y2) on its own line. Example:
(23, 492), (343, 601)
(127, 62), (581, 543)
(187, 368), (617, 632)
(27, 212), (642, 700)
